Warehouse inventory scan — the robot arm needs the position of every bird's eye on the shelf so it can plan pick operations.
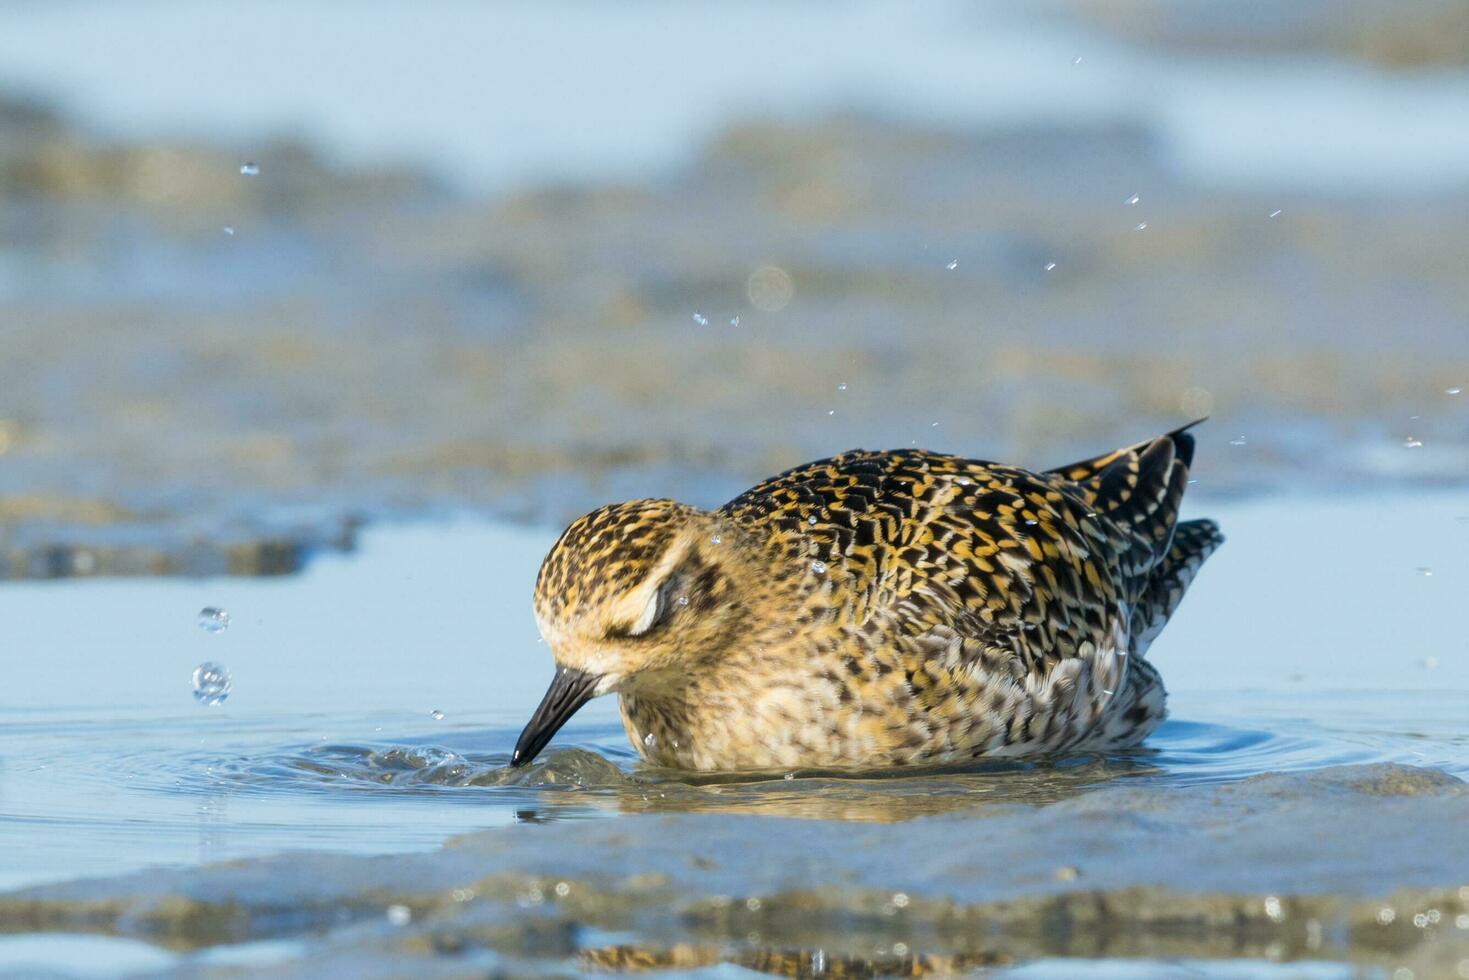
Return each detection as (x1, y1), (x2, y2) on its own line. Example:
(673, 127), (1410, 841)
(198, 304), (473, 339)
(626, 585), (665, 637)
(615, 572), (685, 639)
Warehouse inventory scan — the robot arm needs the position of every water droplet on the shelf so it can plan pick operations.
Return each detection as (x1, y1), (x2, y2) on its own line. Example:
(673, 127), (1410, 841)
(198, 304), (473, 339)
(222, 225), (235, 237)
(1416, 567), (1434, 576)
(430, 709), (445, 720)
(643, 732), (656, 748)
(836, 382), (847, 391)
(1447, 386), (1462, 395)
(728, 315), (740, 327)
(692, 312), (708, 326)
(810, 560), (827, 575)
(195, 608), (234, 640)
(710, 534), (722, 545)
(1134, 222), (1148, 231)
(239, 162), (260, 177)
(1126, 194), (1140, 206)
(1073, 56), (1083, 65)
(191, 662), (231, 705)
(1264, 896), (1283, 921)
(747, 265), (794, 312)
(945, 259), (959, 270)
(1269, 209), (1283, 218)
(892, 892), (910, 908)
(1044, 262), (1057, 271)
(1024, 519), (1038, 526)
(827, 409), (836, 416)
(386, 904), (411, 926)
(930, 421), (939, 428)
(1404, 436), (1423, 448)
(554, 881), (570, 897)
(1229, 436), (1247, 446)
(807, 515), (817, 525)
(675, 595), (690, 607)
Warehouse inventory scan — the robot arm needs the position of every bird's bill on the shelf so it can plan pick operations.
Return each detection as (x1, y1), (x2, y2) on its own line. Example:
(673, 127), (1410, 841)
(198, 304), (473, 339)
(511, 667), (600, 767)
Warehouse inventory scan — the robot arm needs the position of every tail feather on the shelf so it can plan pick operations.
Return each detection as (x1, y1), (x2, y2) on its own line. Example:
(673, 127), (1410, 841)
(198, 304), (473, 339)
(1129, 518), (1224, 657)
(1047, 419), (1202, 484)
(1050, 423), (1219, 658)
(1051, 422), (1203, 586)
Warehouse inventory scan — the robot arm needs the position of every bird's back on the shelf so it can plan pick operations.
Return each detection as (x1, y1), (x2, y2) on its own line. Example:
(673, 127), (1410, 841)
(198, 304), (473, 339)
(707, 425), (1220, 763)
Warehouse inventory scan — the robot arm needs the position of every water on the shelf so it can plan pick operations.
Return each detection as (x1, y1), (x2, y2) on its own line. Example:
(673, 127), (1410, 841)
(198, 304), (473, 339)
(190, 661), (231, 705)
(2, 2), (1468, 193)
(197, 606), (230, 633)
(2, 494), (1466, 890)
(1, 494), (1467, 975)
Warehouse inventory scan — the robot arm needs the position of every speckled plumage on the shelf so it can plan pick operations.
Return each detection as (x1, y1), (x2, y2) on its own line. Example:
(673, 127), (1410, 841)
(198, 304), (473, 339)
(519, 424), (1222, 772)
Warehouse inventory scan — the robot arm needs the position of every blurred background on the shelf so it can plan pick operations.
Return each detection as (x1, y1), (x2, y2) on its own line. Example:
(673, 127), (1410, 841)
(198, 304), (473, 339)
(0, 0), (1466, 576)
(3, 7), (1469, 975)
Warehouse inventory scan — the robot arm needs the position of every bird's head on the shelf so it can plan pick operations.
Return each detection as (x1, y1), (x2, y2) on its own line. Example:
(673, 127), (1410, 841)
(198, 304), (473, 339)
(512, 498), (745, 766)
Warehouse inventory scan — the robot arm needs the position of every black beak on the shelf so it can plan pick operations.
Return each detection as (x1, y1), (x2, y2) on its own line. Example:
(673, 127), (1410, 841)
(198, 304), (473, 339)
(511, 667), (599, 767)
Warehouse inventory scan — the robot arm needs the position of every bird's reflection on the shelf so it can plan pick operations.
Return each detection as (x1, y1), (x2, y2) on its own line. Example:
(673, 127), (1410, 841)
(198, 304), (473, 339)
(492, 745), (1165, 823)
(581, 943), (1008, 976)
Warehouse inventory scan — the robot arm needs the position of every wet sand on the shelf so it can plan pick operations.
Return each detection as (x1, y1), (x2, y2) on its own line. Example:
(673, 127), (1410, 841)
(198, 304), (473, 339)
(3, 764), (1467, 977)
(1, 94), (1467, 576)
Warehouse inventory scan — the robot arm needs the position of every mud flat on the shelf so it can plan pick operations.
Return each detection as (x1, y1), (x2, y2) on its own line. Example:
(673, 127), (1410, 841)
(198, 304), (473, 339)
(2, 89), (1467, 577)
(1, 763), (1466, 976)
(1065, 0), (1469, 69)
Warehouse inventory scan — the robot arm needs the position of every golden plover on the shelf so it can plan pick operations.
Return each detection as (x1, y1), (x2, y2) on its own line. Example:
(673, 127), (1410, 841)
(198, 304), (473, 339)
(513, 424), (1222, 771)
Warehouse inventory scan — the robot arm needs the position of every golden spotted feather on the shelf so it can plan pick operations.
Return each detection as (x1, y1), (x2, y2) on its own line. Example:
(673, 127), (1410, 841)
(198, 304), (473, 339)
(518, 424), (1222, 771)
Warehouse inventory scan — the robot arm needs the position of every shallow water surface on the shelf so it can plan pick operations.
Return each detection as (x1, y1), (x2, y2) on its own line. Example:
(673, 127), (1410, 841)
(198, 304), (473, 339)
(2, 494), (1467, 975)
(3, 1), (1468, 192)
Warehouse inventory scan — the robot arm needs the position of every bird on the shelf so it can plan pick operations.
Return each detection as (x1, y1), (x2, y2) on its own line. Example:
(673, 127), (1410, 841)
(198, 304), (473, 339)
(512, 423), (1222, 772)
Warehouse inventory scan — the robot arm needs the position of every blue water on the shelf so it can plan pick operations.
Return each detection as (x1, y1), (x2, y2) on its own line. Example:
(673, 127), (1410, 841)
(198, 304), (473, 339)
(1, 1), (1466, 193)
(2, 494), (1465, 894)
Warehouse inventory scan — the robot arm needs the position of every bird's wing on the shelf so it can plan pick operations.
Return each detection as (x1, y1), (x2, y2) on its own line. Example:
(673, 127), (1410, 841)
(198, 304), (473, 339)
(721, 448), (1131, 673)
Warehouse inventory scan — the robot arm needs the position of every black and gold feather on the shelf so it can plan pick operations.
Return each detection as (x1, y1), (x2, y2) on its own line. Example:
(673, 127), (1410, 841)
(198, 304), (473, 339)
(527, 424), (1222, 770)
